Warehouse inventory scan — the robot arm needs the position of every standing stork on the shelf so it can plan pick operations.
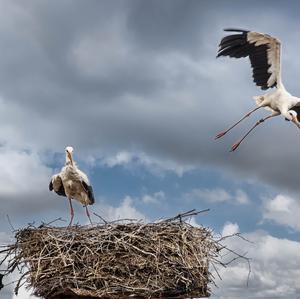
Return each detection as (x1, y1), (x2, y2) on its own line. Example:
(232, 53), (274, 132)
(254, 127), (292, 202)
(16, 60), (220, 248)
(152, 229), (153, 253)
(215, 28), (300, 151)
(49, 146), (95, 225)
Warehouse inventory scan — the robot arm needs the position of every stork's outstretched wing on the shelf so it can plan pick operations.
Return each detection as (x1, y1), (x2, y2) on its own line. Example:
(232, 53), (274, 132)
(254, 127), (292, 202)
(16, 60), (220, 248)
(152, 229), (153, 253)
(217, 28), (282, 90)
(49, 174), (66, 197)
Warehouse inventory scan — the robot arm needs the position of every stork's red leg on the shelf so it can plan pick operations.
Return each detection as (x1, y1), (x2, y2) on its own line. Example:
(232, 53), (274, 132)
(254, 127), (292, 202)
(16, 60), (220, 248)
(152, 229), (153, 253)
(85, 205), (93, 225)
(68, 197), (74, 226)
(215, 106), (263, 139)
(230, 112), (279, 152)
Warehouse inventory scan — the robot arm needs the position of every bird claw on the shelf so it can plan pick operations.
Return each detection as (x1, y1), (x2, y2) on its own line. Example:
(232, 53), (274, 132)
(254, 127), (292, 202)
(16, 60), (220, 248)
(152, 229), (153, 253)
(215, 131), (227, 139)
(230, 142), (241, 152)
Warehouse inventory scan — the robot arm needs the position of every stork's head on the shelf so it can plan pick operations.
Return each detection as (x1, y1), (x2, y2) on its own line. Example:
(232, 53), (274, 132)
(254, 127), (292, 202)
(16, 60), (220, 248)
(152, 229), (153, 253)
(65, 146), (74, 153)
(287, 107), (300, 128)
(65, 146), (74, 165)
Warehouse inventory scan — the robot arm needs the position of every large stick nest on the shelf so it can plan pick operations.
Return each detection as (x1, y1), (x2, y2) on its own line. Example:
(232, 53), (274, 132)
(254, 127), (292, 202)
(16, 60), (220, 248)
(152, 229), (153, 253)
(0, 210), (237, 299)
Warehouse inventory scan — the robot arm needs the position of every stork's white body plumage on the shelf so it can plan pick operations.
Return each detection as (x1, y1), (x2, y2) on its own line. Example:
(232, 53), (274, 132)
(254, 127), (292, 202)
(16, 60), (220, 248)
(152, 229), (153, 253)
(60, 163), (92, 206)
(49, 146), (95, 225)
(256, 88), (297, 114)
(216, 29), (300, 151)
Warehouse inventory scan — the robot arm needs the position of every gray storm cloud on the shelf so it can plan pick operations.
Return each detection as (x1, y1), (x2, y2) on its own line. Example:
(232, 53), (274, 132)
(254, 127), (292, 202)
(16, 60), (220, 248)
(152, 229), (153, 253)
(0, 0), (299, 193)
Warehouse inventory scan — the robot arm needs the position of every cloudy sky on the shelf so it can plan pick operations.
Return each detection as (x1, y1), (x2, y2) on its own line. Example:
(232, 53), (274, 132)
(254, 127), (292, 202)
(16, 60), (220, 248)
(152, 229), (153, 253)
(2, 0), (300, 298)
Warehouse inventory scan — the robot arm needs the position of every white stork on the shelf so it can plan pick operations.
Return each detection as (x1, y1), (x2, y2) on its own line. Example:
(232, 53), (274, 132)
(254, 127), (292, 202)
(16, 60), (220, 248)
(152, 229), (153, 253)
(215, 28), (300, 151)
(49, 146), (95, 225)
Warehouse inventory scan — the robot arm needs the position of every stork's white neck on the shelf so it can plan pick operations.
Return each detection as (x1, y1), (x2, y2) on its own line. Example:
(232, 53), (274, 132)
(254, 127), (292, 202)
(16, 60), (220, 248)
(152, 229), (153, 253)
(65, 158), (72, 165)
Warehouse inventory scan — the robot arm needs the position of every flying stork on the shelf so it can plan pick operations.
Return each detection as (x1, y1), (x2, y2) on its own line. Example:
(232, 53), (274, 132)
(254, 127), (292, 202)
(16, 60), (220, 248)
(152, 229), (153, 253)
(49, 146), (95, 225)
(215, 28), (300, 151)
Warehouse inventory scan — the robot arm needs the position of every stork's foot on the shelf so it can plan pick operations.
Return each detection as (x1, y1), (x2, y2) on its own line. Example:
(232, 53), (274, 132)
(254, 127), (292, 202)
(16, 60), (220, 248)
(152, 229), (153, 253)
(215, 131), (227, 139)
(230, 142), (241, 152)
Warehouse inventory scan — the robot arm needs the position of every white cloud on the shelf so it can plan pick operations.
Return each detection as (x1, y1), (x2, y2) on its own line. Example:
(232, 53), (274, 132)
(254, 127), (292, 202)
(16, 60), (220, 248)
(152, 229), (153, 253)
(185, 188), (250, 205)
(235, 190), (250, 205)
(212, 225), (300, 299)
(100, 151), (194, 176)
(0, 145), (64, 220)
(0, 147), (51, 198)
(0, 231), (12, 244)
(0, 231), (37, 299)
(1, 270), (37, 299)
(262, 194), (300, 231)
(103, 151), (132, 167)
(222, 222), (240, 236)
(99, 196), (147, 222)
(12, 286), (36, 299)
(187, 216), (202, 228)
(142, 191), (165, 204)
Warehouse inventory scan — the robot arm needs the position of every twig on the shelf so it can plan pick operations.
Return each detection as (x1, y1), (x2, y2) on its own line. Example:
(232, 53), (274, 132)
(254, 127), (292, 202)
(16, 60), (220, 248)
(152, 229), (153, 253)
(6, 215), (15, 232)
(92, 212), (108, 224)
(166, 209), (210, 222)
(38, 217), (66, 228)
(216, 232), (254, 244)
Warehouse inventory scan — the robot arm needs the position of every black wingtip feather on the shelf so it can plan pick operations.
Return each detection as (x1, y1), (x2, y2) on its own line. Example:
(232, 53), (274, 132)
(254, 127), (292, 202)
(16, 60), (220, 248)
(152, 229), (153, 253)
(82, 181), (95, 205)
(0, 273), (4, 290)
(56, 185), (66, 197)
(49, 178), (66, 197)
(224, 28), (249, 33)
(89, 188), (95, 205)
(217, 30), (276, 90)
